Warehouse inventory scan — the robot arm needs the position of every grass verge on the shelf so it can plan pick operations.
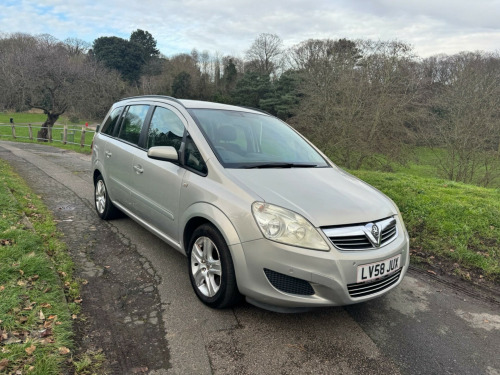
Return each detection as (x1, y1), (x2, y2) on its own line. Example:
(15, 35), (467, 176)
(0, 159), (80, 374)
(353, 170), (500, 282)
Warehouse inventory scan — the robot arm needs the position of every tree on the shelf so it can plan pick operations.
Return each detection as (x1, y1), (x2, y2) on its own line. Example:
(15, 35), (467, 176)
(172, 71), (192, 98)
(222, 58), (238, 92)
(291, 39), (423, 169)
(0, 33), (126, 139)
(130, 29), (160, 62)
(245, 33), (283, 75)
(92, 36), (144, 82)
(232, 72), (272, 108)
(421, 52), (500, 185)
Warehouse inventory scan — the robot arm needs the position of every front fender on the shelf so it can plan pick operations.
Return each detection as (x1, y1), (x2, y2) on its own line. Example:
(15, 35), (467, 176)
(180, 202), (242, 249)
(180, 203), (250, 292)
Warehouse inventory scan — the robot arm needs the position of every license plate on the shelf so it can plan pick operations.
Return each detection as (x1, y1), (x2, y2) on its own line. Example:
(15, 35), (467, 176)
(357, 254), (401, 283)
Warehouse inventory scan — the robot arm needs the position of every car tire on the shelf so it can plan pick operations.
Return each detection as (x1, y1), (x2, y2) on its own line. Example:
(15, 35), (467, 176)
(94, 175), (118, 220)
(187, 224), (241, 308)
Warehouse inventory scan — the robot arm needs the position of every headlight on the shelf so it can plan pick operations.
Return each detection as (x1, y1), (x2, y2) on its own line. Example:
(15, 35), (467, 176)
(251, 202), (330, 251)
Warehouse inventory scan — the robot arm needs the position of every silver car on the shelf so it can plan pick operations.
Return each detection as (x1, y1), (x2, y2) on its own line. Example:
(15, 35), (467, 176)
(92, 95), (409, 312)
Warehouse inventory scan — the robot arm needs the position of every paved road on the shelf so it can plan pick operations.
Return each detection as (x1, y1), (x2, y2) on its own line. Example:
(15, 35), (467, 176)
(1, 140), (499, 375)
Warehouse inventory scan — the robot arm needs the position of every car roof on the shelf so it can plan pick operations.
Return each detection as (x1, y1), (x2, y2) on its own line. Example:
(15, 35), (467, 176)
(117, 95), (266, 115)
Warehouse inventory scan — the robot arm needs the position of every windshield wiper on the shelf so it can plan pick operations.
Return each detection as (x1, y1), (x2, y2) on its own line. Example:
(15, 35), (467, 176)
(242, 162), (318, 169)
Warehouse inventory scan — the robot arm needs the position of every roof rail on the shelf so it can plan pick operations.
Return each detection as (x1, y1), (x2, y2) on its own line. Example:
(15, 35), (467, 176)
(119, 95), (185, 108)
(238, 106), (271, 115)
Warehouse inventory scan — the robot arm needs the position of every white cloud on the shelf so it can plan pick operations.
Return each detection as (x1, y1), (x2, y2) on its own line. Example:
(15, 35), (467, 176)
(1, 0), (499, 58)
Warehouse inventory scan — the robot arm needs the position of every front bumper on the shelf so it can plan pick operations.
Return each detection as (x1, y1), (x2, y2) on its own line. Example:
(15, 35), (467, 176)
(231, 224), (409, 309)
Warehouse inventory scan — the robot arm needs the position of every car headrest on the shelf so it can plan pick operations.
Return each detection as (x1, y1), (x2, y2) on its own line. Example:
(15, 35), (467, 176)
(216, 125), (237, 142)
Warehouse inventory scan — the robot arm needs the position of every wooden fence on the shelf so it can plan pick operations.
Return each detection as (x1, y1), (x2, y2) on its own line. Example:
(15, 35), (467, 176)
(0, 123), (95, 148)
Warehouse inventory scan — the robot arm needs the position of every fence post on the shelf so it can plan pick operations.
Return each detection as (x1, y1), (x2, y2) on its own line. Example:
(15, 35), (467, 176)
(28, 124), (33, 140)
(48, 127), (53, 143)
(63, 124), (68, 145)
(11, 124), (16, 139)
(80, 126), (86, 147)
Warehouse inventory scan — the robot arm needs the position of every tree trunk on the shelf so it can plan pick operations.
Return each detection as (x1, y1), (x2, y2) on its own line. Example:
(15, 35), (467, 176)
(37, 113), (60, 142)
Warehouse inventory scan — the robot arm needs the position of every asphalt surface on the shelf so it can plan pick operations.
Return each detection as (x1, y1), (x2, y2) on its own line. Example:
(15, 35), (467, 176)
(1, 140), (499, 375)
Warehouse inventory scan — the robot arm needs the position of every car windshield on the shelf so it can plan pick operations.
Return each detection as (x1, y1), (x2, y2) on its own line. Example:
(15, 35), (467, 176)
(188, 109), (329, 168)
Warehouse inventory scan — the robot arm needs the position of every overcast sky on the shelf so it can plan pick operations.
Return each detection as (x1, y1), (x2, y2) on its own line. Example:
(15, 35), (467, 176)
(1, 0), (499, 58)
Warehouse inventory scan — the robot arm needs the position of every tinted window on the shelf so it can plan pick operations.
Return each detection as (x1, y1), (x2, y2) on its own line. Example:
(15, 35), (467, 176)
(118, 105), (150, 145)
(147, 106), (185, 151)
(185, 134), (207, 174)
(101, 107), (123, 136)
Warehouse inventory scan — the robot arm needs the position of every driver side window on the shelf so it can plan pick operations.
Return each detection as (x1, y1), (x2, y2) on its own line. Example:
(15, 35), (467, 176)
(147, 106), (185, 152)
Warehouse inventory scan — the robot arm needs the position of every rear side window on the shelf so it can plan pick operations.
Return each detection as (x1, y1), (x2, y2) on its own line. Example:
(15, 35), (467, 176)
(101, 107), (123, 136)
(118, 105), (150, 145)
(147, 106), (185, 151)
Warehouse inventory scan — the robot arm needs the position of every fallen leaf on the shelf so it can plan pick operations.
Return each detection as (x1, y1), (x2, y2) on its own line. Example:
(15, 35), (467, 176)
(40, 303), (51, 308)
(47, 315), (57, 321)
(58, 346), (70, 355)
(0, 358), (8, 371)
(427, 270), (437, 275)
(41, 337), (55, 344)
(74, 298), (82, 304)
(105, 265), (111, 269)
(25, 345), (36, 355)
(19, 269), (24, 276)
(39, 310), (45, 320)
(0, 285), (4, 292)
(29, 366), (35, 371)
(17, 280), (26, 286)
(43, 321), (52, 329)
(71, 314), (77, 320)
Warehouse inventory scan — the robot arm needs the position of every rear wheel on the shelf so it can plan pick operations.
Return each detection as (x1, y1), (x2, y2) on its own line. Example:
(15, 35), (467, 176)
(187, 224), (241, 308)
(94, 175), (118, 220)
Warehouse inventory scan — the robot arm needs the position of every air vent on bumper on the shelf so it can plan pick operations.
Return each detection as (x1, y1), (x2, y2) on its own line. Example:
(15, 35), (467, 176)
(264, 269), (315, 296)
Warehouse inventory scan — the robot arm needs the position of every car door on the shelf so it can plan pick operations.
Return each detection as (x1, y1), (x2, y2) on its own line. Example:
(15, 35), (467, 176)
(106, 104), (151, 210)
(129, 105), (187, 242)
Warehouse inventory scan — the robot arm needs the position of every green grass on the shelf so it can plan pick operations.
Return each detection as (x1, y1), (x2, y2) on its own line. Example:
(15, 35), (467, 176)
(0, 160), (80, 374)
(0, 112), (91, 126)
(353, 170), (500, 281)
(0, 124), (94, 154)
(0, 111), (96, 154)
(395, 147), (500, 188)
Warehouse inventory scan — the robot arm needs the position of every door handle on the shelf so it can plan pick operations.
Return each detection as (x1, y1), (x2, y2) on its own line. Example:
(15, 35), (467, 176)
(105, 151), (112, 158)
(133, 165), (144, 174)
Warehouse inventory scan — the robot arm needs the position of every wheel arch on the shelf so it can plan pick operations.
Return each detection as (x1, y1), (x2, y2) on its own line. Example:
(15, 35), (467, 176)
(181, 203), (241, 256)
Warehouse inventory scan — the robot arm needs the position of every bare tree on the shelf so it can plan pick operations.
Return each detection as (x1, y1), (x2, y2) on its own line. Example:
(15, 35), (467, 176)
(290, 39), (424, 169)
(0, 33), (126, 138)
(245, 33), (283, 76)
(421, 52), (500, 185)
(63, 37), (90, 56)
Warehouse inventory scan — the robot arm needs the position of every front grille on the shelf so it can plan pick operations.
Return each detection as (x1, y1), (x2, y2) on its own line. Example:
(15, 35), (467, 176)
(323, 216), (398, 251)
(347, 269), (402, 298)
(264, 269), (315, 296)
(331, 235), (372, 250)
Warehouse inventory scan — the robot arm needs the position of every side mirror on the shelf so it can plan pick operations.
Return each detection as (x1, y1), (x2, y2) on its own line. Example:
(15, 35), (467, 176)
(147, 146), (179, 162)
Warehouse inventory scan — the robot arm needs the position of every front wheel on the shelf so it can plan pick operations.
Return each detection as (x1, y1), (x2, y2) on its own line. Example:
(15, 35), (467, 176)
(187, 224), (241, 308)
(94, 175), (118, 220)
